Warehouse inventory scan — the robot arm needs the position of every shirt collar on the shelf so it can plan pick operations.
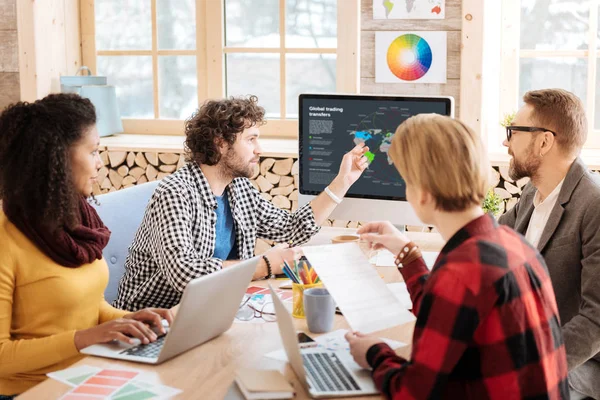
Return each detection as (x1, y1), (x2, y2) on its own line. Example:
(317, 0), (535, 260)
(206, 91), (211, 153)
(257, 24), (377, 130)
(188, 161), (245, 212)
(532, 178), (564, 208)
(188, 162), (218, 209)
(441, 214), (498, 255)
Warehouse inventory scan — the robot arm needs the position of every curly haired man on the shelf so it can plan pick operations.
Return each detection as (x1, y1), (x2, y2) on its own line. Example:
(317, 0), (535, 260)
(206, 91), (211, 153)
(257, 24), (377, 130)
(114, 96), (369, 311)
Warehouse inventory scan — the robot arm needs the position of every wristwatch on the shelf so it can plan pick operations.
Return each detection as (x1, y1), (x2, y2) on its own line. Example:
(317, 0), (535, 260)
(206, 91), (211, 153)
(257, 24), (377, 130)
(261, 255), (276, 279)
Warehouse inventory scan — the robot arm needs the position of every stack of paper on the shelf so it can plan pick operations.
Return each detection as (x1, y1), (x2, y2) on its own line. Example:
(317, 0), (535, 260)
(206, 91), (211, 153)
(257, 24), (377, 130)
(235, 368), (294, 400)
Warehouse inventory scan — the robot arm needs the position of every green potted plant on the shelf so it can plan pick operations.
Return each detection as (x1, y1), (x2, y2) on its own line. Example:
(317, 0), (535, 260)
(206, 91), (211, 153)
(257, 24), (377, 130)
(482, 189), (503, 218)
(500, 111), (516, 128)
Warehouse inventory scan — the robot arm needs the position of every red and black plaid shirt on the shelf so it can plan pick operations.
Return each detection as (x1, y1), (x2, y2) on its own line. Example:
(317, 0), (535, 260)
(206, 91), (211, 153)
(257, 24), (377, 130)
(366, 215), (568, 399)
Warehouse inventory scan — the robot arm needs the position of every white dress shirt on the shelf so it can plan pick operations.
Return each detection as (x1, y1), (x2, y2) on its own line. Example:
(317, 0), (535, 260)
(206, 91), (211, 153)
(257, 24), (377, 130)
(525, 179), (564, 248)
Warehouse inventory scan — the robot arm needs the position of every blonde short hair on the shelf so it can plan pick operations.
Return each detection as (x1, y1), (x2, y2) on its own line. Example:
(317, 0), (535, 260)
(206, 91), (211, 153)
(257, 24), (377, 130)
(389, 114), (490, 212)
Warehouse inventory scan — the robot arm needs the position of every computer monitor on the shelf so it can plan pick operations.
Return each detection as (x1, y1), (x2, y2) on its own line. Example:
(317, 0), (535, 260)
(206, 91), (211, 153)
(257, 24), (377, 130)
(298, 93), (454, 227)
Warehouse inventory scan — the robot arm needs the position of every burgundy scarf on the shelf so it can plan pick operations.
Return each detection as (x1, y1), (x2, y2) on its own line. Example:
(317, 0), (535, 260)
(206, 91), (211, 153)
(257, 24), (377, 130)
(3, 197), (111, 268)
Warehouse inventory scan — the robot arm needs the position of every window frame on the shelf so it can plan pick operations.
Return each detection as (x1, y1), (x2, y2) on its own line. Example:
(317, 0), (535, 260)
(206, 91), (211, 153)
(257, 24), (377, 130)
(80, 0), (360, 138)
(496, 0), (600, 149)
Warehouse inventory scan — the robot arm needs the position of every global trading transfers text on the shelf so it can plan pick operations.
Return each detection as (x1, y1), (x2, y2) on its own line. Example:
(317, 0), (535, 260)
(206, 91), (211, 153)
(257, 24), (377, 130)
(308, 106), (344, 117)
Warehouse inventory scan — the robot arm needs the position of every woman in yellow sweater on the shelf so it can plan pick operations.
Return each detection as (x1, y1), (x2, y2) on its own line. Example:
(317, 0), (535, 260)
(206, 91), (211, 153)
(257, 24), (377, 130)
(0, 94), (173, 398)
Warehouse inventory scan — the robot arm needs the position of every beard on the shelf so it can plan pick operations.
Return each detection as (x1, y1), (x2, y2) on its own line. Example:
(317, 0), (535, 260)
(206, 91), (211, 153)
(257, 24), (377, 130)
(219, 149), (256, 179)
(508, 141), (541, 181)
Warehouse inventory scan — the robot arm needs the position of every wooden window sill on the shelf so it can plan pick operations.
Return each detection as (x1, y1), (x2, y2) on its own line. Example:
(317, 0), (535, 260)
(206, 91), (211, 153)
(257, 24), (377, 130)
(101, 134), (600, 169)
(100, 134), (299, 158)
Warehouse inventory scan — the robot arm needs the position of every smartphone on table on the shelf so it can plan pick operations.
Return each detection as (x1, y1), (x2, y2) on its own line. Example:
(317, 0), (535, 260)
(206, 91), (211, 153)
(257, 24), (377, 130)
(297, 332), (318, 349)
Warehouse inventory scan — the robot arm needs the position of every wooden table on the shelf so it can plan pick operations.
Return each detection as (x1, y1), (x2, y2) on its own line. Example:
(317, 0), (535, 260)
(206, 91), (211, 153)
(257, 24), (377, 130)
(18, 228), (443, 400)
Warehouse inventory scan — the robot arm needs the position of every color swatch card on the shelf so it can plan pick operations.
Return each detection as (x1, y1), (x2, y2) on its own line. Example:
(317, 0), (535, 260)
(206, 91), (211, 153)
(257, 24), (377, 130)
(48, 365), (182, 399)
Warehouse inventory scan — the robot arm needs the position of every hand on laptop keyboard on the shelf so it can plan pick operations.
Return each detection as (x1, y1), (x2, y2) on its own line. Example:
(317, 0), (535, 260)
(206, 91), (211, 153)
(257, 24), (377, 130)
(74, 317), (163, 350)
(122, 308), (174, 336)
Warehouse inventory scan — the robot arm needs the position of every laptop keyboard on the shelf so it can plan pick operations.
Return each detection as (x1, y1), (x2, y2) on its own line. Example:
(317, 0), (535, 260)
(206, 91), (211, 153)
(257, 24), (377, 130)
(120, 335), (166, 358)
(302, 352), (361, 393)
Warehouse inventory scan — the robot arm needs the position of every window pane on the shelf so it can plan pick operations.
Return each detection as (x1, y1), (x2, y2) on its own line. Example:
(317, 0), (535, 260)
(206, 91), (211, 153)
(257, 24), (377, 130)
(519, 58), (587, 109)
(520, 0), (588, 50)
(97, 56), (154, 118)
(157, 0), (195, 50)
(225, 54), (280, 118)
(598, 7), (600, 49)
(286, 54), (336, 118)
(95, 0), (151, 50)
(224, 0), (279, 47)
(159, 57), (198, 119)
(286, 0), (337, 48)
(596, 59), (600, 129)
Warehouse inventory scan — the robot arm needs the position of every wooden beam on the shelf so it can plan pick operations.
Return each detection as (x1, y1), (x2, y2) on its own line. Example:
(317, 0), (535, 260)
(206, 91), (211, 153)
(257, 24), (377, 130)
(151, 0), (159, 118)
(17, 0), (83, 100)
(64, 0), (82, 74)
(196, 0), (208, 102)
(80, 0), (96, 73)
(16, 0), (36, 101)
(279, 0), (286, 119)
(459, 0), (485, 136)
(121, 117), (298, 138)
(205, 0), (224, 98)
(223, 47), (336, 54)
(336, 0), (360, 93)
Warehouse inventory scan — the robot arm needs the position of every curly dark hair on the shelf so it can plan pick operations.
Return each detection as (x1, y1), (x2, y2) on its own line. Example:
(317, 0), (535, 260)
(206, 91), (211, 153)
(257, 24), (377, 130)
(184, 95), (265, 165)
(0, 93), (96, 230)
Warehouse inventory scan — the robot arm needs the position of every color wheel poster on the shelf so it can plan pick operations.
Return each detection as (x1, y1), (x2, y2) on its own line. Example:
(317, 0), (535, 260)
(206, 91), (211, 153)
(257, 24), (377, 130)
(375, 31), (447, 84)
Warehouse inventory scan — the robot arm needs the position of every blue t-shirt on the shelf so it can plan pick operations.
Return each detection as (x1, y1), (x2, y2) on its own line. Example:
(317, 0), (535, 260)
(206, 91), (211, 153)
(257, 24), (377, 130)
(213, 191), (237, 260)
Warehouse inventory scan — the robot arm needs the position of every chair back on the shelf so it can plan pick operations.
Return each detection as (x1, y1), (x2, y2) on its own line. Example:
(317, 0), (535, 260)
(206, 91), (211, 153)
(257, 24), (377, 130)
(93, 180), (160, 303)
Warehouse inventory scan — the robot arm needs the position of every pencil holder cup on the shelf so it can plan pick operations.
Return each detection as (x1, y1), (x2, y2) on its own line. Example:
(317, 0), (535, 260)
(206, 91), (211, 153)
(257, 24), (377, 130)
(292, 282), (323, 318)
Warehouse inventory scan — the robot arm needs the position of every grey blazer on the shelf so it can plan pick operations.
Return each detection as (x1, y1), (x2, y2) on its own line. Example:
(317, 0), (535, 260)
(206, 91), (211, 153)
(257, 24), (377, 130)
(499, 158), (600, 399)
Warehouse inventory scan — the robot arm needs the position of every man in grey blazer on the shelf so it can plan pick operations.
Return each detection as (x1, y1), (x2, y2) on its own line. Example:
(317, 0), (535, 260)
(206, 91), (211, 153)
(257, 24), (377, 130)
(499, 88), (600, 399)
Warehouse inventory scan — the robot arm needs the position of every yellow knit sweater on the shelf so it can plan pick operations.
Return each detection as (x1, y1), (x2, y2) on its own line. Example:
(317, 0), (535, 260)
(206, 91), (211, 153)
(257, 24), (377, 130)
(0, 211), (128, 395)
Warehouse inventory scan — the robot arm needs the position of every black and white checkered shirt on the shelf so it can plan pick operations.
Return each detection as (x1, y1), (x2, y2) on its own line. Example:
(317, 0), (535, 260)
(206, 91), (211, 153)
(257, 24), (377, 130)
(113, 162), (320, 311)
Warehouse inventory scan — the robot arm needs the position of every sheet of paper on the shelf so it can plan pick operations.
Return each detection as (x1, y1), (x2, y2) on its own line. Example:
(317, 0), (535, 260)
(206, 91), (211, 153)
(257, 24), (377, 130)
(387, 282), (412, 309)
(49, 365), (182, 399)
(302, 243), (416, 333)
(265, 329), (407, 362)
(375, 249), (439, 269)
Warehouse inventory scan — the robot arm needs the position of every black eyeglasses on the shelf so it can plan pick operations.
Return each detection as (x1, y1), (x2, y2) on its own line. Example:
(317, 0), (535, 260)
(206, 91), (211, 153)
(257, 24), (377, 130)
(506, 125), (556, 141)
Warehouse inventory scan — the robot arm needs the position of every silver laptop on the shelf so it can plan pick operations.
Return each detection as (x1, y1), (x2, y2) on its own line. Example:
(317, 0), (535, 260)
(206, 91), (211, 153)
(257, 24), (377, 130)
(269, 285), (378, 398)
(81, 257), (259, 364)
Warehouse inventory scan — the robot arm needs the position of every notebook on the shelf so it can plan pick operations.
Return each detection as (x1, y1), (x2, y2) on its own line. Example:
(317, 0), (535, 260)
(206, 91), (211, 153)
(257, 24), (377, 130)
(235, 368), (294, 400)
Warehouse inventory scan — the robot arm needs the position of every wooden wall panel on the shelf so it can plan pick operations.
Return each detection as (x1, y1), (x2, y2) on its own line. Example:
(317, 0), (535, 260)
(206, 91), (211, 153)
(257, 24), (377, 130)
(0, 72), (19, 110)
(360, 0), (462, 110)
(0, 30), (18, 72)
(0, 0), (16, 30)
(0, 0), (19, 106)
